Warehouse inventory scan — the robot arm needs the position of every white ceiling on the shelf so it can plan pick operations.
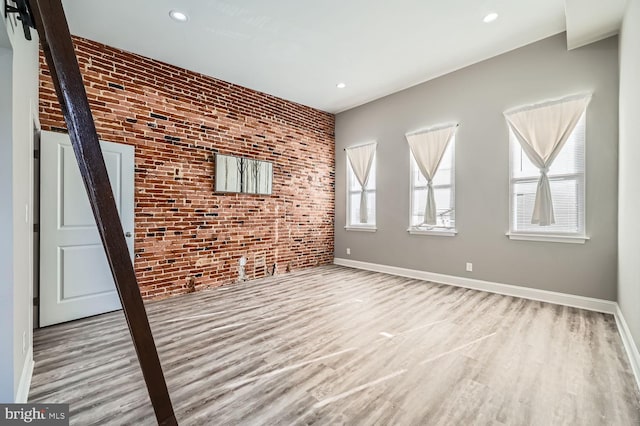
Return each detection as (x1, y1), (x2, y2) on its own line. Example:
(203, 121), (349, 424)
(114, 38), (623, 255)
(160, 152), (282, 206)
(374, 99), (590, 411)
(60, 1), (625, 113)
(565, 0), (628, 49)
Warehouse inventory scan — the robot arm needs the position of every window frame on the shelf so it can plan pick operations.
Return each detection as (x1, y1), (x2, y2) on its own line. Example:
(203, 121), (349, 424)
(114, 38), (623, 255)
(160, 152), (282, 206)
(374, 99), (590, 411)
(507, 114), (588, 244)
(345, 146), (377, 232)
(408, 136), (457, 237)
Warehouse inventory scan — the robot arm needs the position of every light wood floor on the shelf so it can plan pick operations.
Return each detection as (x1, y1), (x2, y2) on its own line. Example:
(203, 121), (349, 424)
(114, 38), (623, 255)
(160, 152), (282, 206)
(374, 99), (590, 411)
(30, 265), (640, 425)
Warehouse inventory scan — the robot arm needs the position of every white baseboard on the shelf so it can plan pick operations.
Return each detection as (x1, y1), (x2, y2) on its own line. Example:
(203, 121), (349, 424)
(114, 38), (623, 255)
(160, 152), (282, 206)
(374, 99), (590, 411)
(334, 258), (617, 314)
(614, 305), (640, 390)
(334, 258), (640, 392)
(15, 346), (33, 403)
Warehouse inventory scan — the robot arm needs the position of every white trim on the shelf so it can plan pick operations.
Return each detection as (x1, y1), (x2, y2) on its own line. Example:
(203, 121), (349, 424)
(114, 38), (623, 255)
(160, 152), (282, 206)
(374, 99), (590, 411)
(345, 146), (376, 229)
(344, 226), (377, 232)
(614, 304), (640, 391)
(503, 92), (592, 116)
(345, 141), (377, 150)
(508, 113), (587, 240)
(333, 258), (616, 314)
(30, 99), (41, 131)
(405, 122), (459, 137)
(506, 232), (589, 244)
(408, 228), (457, 237)
(15, 346), (33, 403)
(409, 136), (456, 233)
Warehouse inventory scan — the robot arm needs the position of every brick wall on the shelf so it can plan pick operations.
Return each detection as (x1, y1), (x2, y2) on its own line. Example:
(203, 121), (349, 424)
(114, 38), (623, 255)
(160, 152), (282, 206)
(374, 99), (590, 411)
(39, 36), (335, 299)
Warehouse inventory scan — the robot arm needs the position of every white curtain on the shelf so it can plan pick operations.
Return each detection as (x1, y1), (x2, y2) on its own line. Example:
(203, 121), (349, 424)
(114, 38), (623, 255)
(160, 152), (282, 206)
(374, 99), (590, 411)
(505, 94), (591, 225)
(346, 143), (376, 223)
(406, 125), (456, 225)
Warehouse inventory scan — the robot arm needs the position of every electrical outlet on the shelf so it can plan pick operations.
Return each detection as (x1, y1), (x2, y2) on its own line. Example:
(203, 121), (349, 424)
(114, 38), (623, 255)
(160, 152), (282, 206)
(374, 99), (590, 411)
(466, 262), (473, 272)
(346, 248), (351, 255)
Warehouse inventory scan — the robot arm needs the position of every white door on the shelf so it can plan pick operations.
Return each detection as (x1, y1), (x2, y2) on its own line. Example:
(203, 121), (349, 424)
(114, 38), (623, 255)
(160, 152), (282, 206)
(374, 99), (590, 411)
(40, 131), (135, 327)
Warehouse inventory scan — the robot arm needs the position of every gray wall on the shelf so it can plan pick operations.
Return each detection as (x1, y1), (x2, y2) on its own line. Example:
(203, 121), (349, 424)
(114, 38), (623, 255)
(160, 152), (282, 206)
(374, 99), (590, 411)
(619, 0), (640, 349)
(335, 33), (619, 301)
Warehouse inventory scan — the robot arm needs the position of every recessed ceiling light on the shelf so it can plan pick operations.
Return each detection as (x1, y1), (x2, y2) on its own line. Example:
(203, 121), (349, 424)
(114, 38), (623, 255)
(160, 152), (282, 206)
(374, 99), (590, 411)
(169, 10), (189, 22)
(336, 82), (346, 89)
(483, 12), (498, 23)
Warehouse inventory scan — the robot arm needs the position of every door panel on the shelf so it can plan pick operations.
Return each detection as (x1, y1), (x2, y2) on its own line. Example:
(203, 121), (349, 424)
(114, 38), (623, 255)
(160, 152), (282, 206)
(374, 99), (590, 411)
(40, 131), (134, 327)
(59, 245), (116, 299)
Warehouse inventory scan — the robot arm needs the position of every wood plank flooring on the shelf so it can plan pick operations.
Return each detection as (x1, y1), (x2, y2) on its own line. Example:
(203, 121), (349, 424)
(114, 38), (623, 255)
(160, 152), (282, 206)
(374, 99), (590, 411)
(30, 265), (640, 425)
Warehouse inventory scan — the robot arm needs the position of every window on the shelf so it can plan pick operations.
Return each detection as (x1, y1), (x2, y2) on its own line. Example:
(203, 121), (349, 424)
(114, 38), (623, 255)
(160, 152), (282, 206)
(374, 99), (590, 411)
(509, 113), (586, 239)
(409, 137), (455, 234)
(346, 144), (376, 230)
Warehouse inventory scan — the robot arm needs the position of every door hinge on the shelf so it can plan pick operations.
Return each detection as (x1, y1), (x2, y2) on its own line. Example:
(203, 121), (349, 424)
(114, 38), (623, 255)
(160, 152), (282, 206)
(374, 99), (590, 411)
(33, 223), (39, 233)
(33, 297), (39, 306)
(33, 149), (39, 159)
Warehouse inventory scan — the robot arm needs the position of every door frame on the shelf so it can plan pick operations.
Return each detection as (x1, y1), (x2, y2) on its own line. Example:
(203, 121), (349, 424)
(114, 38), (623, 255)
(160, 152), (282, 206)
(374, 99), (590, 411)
(33, 120), (40, 328)
(38, 130), (134, 327)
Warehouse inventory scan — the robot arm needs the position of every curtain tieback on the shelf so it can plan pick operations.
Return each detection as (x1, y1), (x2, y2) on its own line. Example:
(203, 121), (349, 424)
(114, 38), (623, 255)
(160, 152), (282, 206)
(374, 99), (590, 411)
(540, 167), (550, 175)
(427, 181), (433, 188)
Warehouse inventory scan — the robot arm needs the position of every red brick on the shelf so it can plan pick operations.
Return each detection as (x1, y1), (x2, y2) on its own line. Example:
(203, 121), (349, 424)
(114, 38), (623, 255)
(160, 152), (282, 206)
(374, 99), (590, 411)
(39, 36), (335, 300)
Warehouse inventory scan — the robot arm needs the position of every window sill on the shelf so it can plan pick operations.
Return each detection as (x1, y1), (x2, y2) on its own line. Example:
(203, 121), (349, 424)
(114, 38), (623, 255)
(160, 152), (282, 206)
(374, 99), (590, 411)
(345, 225), (377, 232)
(408, 228), (457, 237)
(506, 232), (589, 244)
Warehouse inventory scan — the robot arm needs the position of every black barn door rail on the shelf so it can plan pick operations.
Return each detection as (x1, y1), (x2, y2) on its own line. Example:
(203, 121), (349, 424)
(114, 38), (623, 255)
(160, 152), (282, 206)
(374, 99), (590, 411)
(22, 1), (177, 424)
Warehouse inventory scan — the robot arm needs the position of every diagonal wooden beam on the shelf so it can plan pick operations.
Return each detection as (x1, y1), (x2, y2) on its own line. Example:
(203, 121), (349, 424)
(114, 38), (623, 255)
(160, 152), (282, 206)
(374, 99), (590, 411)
(27, 1), (177, 424)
